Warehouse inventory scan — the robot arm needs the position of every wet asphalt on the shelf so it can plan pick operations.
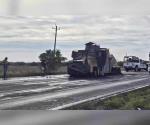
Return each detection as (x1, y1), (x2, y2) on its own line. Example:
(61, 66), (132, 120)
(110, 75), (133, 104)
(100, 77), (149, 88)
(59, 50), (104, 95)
(0, 71), (149, 110)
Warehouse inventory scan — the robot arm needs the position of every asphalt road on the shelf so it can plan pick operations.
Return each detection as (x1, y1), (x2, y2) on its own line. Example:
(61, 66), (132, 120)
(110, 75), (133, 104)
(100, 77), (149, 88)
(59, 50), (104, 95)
(0, 71), (150, 110)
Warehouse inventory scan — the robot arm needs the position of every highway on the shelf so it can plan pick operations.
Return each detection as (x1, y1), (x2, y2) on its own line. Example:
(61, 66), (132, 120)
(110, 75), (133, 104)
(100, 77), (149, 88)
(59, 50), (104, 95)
(0, 71), (150, 110)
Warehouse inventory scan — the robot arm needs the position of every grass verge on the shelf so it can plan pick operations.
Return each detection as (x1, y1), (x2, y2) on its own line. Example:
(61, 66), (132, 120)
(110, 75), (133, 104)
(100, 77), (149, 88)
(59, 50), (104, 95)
(66, 86), (150, 110)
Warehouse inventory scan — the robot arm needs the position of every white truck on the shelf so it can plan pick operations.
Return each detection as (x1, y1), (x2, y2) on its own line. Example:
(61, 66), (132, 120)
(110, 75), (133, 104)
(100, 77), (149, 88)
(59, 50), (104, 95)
(123, 56), (147, 72)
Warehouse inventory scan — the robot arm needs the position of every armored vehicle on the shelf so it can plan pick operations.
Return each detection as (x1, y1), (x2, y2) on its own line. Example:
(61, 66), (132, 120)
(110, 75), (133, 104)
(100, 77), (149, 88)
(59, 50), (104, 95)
(68, 42), (121, 77)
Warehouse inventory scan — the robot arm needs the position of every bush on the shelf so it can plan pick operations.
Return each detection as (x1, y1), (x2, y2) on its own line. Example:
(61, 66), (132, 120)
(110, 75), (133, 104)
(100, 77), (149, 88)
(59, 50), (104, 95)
(117, 61), (123, 67)
(39, 49), (67, 72)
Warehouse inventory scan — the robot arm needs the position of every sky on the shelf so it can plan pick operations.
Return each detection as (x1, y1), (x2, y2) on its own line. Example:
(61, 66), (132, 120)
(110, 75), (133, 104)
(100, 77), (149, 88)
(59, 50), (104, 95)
(0, 0), (150, 62)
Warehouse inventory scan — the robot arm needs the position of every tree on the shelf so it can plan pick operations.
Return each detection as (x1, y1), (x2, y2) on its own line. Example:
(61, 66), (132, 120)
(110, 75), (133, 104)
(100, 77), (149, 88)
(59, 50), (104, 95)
(39, 49), (67, 72)
(117, 61), (123, 67)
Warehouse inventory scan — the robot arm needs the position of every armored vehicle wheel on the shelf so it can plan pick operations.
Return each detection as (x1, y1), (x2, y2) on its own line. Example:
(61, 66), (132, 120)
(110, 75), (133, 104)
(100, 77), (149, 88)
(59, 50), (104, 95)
(135, 66), (138, 72)
(125, 68), (129, 72)
(93, 67), (98, 77)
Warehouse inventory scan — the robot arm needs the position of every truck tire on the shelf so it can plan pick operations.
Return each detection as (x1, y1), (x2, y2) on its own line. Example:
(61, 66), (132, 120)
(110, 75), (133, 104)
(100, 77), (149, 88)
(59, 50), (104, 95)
(125, 68), (129, 72)
(135, 66), (138, 72)
(145, 68), (148, 71)
(93, 67), (98, 77)
(147, 65), (148, 71)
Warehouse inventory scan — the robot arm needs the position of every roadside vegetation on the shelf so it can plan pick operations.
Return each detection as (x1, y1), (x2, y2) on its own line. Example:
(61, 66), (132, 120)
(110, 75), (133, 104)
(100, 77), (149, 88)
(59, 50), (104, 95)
(39, 49), (67, 71)
(0, 49), (67, 78)
(0, 63), (67, 78)
(67, 87), (150, 110)
(117, 61), (123, 67)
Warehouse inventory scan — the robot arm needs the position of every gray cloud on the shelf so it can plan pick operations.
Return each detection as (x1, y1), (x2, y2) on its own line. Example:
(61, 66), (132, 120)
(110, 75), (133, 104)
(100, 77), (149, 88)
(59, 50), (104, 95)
(1, 0), (150, 16)
(0, 15), (150, 62)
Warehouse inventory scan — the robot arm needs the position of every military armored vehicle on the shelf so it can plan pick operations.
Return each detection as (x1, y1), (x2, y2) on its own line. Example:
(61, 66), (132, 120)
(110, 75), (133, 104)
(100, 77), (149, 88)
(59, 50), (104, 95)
(68, 42), (121, 77)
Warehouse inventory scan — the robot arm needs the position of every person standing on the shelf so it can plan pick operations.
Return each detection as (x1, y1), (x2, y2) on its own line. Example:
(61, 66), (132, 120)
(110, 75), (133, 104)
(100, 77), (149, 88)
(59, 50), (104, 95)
(41, 59), (47, 76)
(2, 57), (8, 80)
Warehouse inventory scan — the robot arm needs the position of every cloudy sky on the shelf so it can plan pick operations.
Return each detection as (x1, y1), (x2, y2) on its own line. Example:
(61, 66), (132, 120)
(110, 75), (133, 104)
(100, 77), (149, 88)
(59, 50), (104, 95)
(0, 0), (150, 62)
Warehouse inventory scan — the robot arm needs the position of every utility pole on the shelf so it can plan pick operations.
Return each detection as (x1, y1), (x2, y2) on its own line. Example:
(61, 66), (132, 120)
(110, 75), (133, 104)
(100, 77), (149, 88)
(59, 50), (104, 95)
(52, 24), (60, 57)
(9, 0), (19, 16)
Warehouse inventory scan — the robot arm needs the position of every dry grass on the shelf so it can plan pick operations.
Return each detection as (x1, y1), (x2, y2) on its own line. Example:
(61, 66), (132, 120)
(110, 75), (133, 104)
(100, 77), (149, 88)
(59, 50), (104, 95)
(0, 65), (67, 78)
